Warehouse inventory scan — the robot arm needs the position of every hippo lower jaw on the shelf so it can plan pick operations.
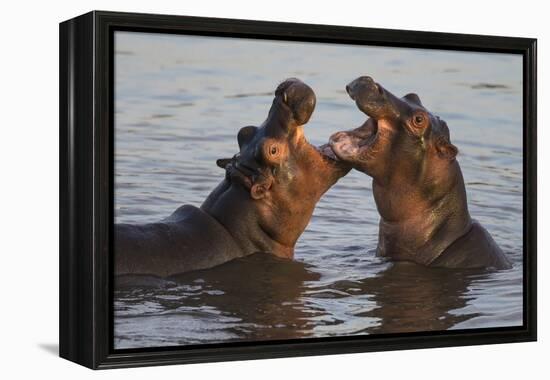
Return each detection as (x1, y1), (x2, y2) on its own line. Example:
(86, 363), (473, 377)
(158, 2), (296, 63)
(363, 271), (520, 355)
(328, 117), (380, 162)
(315, 139), (356, 167)
(316, 143), (341, 161)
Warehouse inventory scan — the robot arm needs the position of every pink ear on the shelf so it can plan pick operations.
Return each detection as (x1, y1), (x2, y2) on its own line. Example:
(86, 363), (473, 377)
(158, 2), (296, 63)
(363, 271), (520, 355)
(436, 138), (458, 160)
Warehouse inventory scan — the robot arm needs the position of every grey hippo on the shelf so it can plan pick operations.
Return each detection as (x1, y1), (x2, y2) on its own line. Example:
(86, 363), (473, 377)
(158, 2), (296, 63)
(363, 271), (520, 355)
(328, 76), (511, 269)
(115, 78), (350, 277)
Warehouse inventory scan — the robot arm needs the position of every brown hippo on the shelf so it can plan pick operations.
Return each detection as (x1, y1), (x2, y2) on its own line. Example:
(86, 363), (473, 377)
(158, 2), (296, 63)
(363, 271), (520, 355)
(115, 78), (350, 277)
(328, 76), (511, 269)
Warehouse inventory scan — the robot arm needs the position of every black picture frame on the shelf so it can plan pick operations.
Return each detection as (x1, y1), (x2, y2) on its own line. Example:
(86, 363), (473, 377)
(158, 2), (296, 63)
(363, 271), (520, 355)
(59, 10), (537, 369)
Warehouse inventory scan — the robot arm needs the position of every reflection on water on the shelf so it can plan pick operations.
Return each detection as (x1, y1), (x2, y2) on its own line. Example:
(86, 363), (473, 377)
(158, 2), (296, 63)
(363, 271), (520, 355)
(114, 32), (523, 349)
(354, 264), (481, 333)
(116, 255), (320, 345)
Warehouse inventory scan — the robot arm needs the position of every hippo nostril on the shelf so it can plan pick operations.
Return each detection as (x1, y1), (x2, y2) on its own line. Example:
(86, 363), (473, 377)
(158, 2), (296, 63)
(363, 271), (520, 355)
(346, 85), (356, 100)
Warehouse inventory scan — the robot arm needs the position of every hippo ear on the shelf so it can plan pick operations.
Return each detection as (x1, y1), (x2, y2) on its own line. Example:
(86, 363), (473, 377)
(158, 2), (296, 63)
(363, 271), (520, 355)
(216, 158), (232, 169)
(435, 137), (458, 161)
(237, 126), (258, 150)
(250, 177), (273, 200)
(404, 93), (422, 106)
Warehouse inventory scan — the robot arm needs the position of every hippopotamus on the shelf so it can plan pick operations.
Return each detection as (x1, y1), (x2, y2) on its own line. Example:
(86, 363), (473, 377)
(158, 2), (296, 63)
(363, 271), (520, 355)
(115, 78), (350, 277)
(328, 76), (511, 269)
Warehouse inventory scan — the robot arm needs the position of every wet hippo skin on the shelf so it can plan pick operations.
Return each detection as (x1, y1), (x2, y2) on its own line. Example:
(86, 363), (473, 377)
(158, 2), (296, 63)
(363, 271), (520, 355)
(115, 79), (350, 277)
(329, 76), (511, 269)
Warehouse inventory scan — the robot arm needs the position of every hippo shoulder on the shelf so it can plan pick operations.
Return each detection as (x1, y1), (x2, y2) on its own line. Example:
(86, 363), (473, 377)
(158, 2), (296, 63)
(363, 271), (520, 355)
(431, 221), (512, 270)
(162, 204), (203, 223)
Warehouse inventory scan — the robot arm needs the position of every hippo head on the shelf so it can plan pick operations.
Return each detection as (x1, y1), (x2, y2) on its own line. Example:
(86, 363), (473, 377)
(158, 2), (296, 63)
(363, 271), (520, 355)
(329, 76), (458, 184)
(213, 78), (350, 255)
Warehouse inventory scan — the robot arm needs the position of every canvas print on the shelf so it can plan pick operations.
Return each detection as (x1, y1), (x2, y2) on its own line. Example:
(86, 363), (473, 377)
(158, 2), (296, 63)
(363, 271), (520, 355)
(113, 31), (523, 349)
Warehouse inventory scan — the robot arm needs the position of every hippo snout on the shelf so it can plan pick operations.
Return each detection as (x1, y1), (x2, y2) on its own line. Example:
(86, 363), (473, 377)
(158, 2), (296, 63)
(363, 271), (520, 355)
(346, 76), (407, 120)
(346, 76), (382, 100)
(276, 78), (316, 126)
(277, 78), (314, 101)
(345, 83), (354, 99)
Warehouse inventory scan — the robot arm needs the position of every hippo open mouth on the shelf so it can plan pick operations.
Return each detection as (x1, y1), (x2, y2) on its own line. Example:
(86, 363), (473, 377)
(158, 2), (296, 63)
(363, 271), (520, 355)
(328, 76), (405, 165)
(328, 116), (382, 163)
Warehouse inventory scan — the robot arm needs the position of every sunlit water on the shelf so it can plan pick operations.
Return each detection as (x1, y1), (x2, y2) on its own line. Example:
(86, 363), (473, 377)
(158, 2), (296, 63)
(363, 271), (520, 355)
(113, 32), (523, 349)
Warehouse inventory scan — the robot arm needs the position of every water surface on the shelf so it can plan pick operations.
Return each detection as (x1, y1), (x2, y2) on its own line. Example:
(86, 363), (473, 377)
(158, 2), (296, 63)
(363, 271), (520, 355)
(114, 32), (523, 349)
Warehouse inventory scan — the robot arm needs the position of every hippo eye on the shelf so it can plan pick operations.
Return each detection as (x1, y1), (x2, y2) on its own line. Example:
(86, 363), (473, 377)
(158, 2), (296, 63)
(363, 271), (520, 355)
(412, 113), (427, 128)
(262, 140), (285, 164)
